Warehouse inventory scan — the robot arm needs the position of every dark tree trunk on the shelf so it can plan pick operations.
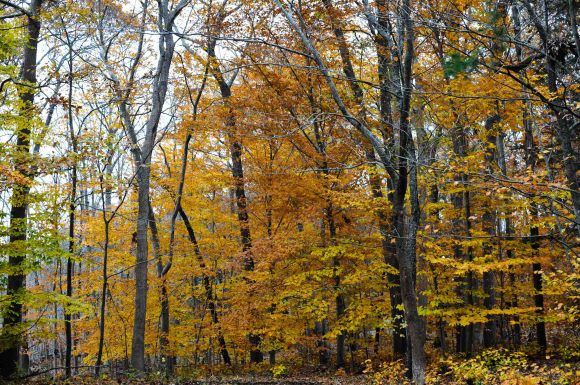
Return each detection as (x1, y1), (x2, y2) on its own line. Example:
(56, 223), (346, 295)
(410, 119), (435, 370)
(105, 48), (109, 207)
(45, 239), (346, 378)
(497, 130), (521, 348)
(321, 0), (405, 359)
(131, 154), (151, 373)
(396, 2), (426, 382)
(0, 0), (43, 379)
(274, 0), (424, 381)
(326, 199), (345, 369)
(65, 169), (76, 377)
(532, 261), (547, 352)
(95, 131), (117, 377)
(207, 28), (261, 363)
(482, 115), (500, 348)
(527, 125), (547, 351)
(95, 218), (110, 377)
(315, 320), (329, 367)
(147, 206), (172, 375)
(513, 5), (549, 347)
(179, 207), (231, 365)
(373, 16), (408, 355)
(228, 99), (262, 363)
(367, 151), (406, 356)
(65, 39), (77, 378)
(521, 1), (580, 235)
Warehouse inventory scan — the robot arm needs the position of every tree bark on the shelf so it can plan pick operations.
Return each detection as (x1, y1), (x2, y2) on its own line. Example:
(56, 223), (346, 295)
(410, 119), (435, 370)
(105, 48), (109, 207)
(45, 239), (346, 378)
(122, 0), (187, 371)
(372, 9), (407, 348)
(207, 25), (261, 363)
(147, 206), (172, 375)
(482, 115), (500, 348)
(514, 3), (548, 351)
(497, 130), (521, 348)
(326, 199), (345, 369)
(396, 2), (426, 382)
(95, 124), (119, 376)
(65, 36), (77, 377)
(273, 1), (425, 381)
(321, 0), (405, 358)
(178, 207), (231, 365)
(0, 0), (43, 379)
(95, 214), (110, 377)
(521, 1), (580, 235)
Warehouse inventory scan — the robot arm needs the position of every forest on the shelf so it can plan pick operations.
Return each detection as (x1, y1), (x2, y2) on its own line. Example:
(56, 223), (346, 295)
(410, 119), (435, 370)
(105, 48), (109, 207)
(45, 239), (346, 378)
(0, 0), (578, 384)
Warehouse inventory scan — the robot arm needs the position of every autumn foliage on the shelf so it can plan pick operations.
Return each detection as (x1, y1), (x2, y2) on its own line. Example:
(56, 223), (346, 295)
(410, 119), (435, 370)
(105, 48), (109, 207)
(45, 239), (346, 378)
(0, 0), (578, 384)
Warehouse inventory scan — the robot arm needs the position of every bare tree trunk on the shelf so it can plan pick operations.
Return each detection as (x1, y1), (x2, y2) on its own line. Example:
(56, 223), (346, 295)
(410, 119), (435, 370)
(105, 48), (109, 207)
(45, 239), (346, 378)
(206, 24), (261, 362)
(274, 0), (425, 381)
(65, 125), (76, 378)
(178, 207), (231, 365)
(402, 139), (426, 385)
(513, 4), (548, 351)
(521, 1), (580, 235)
(94, 127), (119, 376)
(507, 3), (524, 350)
(375, 22), (408, 351)
(396, 2), (426, 382)
(325, 198), (345, 369)
(482, 115), (500, 348)
(0, 0), (43, 379)
(368, 154), (407, 356)
(118, 0), (187, 372)
(95, 214), (110, 377)
(497, 129), (521, 348)
(524, 93), (547, 353)
(321, 0), (405, 360)
(147, 206), (172, 375)
(65, 35), (77, 378)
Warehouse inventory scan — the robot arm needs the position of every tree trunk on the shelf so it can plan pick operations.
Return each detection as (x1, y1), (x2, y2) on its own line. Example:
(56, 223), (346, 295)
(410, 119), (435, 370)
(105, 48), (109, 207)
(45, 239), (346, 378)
(367, 150), (406, 356)
(207, 31), (261, 363)
(65, 169), (76, 377)
(131, 163), (151, 372)
(95, 218), (109, 377)
(326, 199), (345, 369)
(179, 207), (231, 365)
(497, 131), (521, 348)
(0, 0), (43, 379)
(524, 102), (547, 352)
(321, 0), (405, 359)
(95, 127), (117, 377)
(273, 0), (425, 381)
(532, 261), (547, 352)
(65, 39), (77, 378)
(148, 206), (172, 375)
(396, 2), (426, 382)
(128, 1), (184, 371)
(513, 4), (549, 349)
(314, 320), (329, 367)
(482, 115), (500, 348)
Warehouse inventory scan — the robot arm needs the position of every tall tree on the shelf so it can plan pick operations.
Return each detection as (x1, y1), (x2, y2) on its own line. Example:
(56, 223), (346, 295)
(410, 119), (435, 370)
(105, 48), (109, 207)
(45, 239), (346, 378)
(203, 2), (262, 363)
(273, 0), (426, 382)
(96, 0), (190, 371)
(0, 0), (43, 378)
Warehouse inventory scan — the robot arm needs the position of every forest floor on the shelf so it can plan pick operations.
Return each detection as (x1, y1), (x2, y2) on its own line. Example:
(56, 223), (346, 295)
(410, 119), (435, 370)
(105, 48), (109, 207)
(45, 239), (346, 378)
(18, 375), (369, 385)
(13, 361), (580, 385)
(12, 352), (580, 385)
